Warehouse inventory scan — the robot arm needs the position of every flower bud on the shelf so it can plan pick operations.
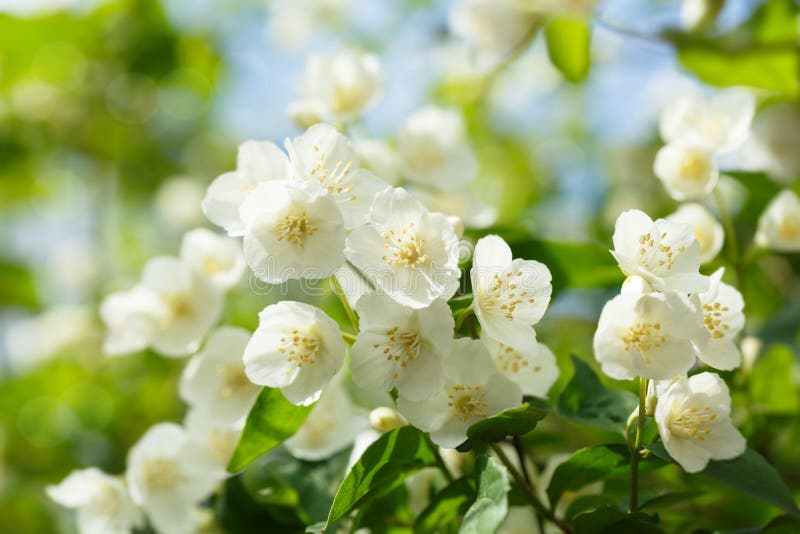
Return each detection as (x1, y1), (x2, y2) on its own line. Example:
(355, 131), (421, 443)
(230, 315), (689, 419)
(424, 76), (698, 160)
(369, 407), (406, 433)
(740, 336), (763, 375)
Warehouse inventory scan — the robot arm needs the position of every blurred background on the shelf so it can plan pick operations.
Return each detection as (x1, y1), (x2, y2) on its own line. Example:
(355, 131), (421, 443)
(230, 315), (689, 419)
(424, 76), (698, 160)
(0, 0), (797, 532)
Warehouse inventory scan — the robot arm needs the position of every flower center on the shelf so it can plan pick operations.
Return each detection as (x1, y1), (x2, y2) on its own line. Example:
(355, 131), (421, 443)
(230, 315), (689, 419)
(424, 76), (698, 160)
(202, 255), (229, 275)
(479, 271), (535, 320)
(208, 429), (238, 461)
(89, 483), (120, 516)
(702, 301), (731, 339)
(159, 293), (193, 328)
(142, 457), (184, 490)
(447, 384), (488, 422)
(777, 215), (800, 241)
(216, 364), (252, 399)
(309, 145), (357, 201)
(678, 152), (711, 182)
(274, 211), (318, 247)
(496, 346), (539, 375)
(331, 83), (369, 114)
(669, 404), (718, 440)
(374, 327), (422, 380)
(694, 228), (711, 256)
(637, 231), (687, 271)
(277, 329), (321, 373)
(381, 223), (429, 269)
(621, 320), (666, 362)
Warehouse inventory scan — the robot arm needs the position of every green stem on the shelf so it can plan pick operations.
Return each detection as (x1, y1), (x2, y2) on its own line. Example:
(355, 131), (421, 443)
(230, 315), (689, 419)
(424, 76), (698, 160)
(454, 304), (474, 333)
(490, 444), (572, 534)
(331, 277), (359, 333)
(714, 188), (746, 295)
(341, 332), (357, 344)
(629, 377), (647, 513)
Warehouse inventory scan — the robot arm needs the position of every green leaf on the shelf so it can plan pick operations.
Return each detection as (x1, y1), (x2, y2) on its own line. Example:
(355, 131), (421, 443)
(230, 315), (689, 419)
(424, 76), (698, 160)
(448, 294), (474, 315)
(0, 260), (39, 309)
(564, 494), (618, 521)
(557, 356), (638, 432)
(414, 477), (476, 534)
(327, 426), (439, 525)
(546, 444), (631, 507)
(460, 455), (510, 534)
(572, 505), (663, 534)
(510, 240), (623, 294)
(750, 344), (800, 414)
(762, 514), (800, 533)
(673, 0), (799, 95)
(647, 443), (800, 515)
(544, 16), (591, 83)
(639, 491), (704, 511)
(467, 397), (551, 444)
(227, 388), (314, 473)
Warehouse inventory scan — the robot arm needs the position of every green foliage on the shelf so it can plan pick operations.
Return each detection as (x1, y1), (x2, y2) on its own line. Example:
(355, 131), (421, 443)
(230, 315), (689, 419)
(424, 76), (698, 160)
(466, 397), (551, 444)
(414, 477), (476, 534)
(544, 17), (592, 83)
(673, 0), (799, 96)
(327, 426), (439, 525)
(557, 356), (638, 432)
(228, 388), (315, 473)
(571, 505), (663, 534)
(0, 260), (39, 308)
(460, 455), (510, 534)
(750, 344), (800, 415)
(647, 443), (800, 515)
(547, 444), (633, 508)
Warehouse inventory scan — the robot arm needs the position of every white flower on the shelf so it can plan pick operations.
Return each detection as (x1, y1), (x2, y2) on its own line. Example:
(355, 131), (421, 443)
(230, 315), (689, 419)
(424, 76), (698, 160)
(179, 326), (260, 422)
(126, 423), (222, 534)
(659, 88), (755, 153)
(99, 286), (162, 357)
(179, 228), (245, 290)
(593, 290), (704, 380)
(184, 408), (243, 475)
(239, 180), (345, 283)
(471, 235), (552, 353)
(740, 102), (800, 184)
(286, 123), (389, 228)
(243, 301), (346, 406)
(353, 137), (400, 185)
(666, 203), (724, 265)
(482, 336), (558, 398)
(449, 0), (538, 69)
(397, 106), (478, 189)
(654, 372), (746, 473)
(611, 209), (708, 293)
(398, 338), (522, 448)
(140, 256), (223, 357)
(285, 378), (366, 461)
(411, 185), (498, 230)
(267, 0), (351, 51)
(350, 293), (453, 401)
(368, 406), (406, 433)
(47, 468), (143, 534)
(332, 262), (373, 309)
(692, 268), (745, 371)
(202, 140), (289, 236)
(654, 141), (719, 201)
(155, 176), (206, 231)
(755, 189), (800, 252)
(345, 187), (461, 309)
(291, 47), (383, 123)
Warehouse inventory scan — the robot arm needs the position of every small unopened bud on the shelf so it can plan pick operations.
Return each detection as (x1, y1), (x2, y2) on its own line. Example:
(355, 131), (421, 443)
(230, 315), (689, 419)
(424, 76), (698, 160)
(681, 0), (725, 32)
(447, 216), (465, 238)
(740, 336), (762, 375)
(369, 407), (406, 433)
(645, 392), (658, 417)
(621, 275), (653, 295)
(287, 101), (323, 130)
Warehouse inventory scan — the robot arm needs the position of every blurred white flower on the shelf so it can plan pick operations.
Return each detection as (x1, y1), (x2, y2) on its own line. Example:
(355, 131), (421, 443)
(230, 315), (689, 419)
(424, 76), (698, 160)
(659, 88), (755, 153)
(100, 286), (162, 356)
(755, 189), (800, 252)
(411, 186), (498, 230)
(397, 106), (478, 189)
(286, 123), (389, 228)
(202, 141), (289, 236)
(6, 305), (94, 372)
(345, 187), (461, 309)
(593, 290), (704, 380)
(654, 373), (746, 473)
(482, 336), (558, 398)
(179, 228), (245, 290)
(398, 338), (522, 448)
(740, 336), (762, 375)
(285, 378), (366, 461)
(47, 468), (143, 534)
(353, 137), (400, 185)
(155, 176), (206, 231)
(179, 326), (260, 423)
(47, 237), (101, 295)
(654, 141), (718, 201)
(621, 275), (654, 295)
(368, 406), (406, 433)
(611, 209), (708, 293)
(267, 0), (352, 51)
(666, 203), (724, 265)
(691, 268), (744, 371)
(139, 256), (223, 357)
(740, 102), (800, 184)
(183, 408), (243, 475)
(350, 293), (453, 401)
(239, 181), (345, 283)
(290, 47), (383, 124)
(680, 0), (725, 32)
(243, 301), (346, 406)
(471, 235), (552, 353)
(126, 423), (222, 534)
